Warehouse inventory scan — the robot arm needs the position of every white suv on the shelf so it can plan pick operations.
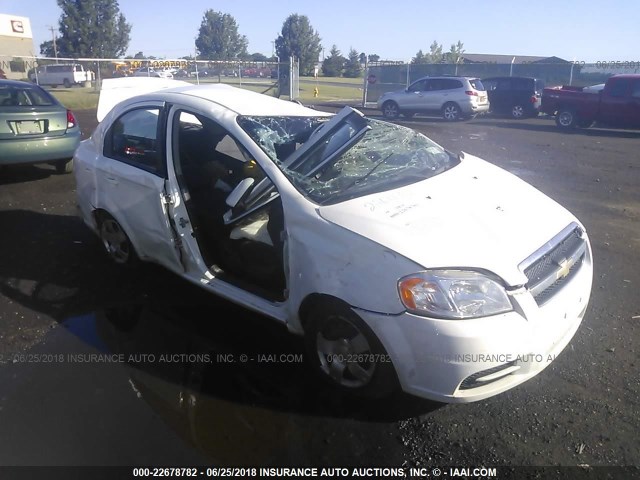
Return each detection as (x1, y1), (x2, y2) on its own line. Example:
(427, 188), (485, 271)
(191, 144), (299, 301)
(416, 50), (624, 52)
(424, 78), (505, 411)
(377, 76), (489, 121)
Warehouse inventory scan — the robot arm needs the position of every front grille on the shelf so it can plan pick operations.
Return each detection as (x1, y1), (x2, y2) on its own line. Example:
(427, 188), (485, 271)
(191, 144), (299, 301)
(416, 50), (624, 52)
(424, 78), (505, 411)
(459, 361), (517, 390)
(523, 226), (586, 305)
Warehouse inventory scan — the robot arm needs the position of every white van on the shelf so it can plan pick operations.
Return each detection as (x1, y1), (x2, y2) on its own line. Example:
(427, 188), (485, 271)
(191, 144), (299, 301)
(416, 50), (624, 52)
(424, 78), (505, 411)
(30, 64), (94, 88)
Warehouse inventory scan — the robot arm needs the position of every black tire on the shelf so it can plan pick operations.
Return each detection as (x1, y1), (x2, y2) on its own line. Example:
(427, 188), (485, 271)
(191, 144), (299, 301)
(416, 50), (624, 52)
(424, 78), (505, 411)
(511, 104), (526, 119)
(55, 159), (73, 174)
(63, 78), (71, 88)
(381, 101), (400, 120)
(303, 299), (398, 398)
(97, 213), (138, 266)
(442, 102), (462, 121)
(555, 109), (578, 129)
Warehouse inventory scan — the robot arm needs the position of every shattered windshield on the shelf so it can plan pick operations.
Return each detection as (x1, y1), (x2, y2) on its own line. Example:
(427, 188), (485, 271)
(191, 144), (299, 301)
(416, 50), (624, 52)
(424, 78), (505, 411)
(238, 115), (459, 205)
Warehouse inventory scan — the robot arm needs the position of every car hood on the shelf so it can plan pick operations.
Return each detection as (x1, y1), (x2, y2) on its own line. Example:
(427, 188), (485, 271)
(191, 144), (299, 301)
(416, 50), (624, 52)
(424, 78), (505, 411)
(318, 153), (577, 287)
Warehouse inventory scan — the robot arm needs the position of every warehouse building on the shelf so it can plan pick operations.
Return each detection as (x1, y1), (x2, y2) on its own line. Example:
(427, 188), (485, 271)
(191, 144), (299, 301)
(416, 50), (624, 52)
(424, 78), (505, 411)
(0, 14), (36, 79)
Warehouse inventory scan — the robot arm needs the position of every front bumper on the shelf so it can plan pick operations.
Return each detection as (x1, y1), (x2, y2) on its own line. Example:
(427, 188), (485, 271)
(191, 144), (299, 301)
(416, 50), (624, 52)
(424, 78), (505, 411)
(356, 241), (593, 403)
(0, 129), (80, 166)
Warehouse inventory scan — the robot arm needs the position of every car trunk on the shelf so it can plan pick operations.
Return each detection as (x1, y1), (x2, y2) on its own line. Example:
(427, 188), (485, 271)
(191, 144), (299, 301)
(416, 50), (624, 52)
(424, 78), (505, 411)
(0, 106), (69, 139)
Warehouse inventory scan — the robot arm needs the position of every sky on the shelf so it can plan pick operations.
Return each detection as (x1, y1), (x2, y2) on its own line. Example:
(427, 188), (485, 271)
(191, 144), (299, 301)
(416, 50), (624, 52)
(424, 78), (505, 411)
(3, 0), (640, 62)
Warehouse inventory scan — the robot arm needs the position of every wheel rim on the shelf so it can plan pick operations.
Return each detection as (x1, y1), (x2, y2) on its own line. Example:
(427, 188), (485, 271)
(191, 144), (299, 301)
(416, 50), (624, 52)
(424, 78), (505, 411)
(383, 102), (398, 119)
(100, 219), (130, 264)
(443, 105), (459, 120)
(512, 105), (524, 118)
(558, 111), (573, 127)
(315, 315), (375, 388)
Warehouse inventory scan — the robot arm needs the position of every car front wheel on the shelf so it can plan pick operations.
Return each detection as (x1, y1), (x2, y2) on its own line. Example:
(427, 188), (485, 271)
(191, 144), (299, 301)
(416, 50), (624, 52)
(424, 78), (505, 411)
(304, 300), (398, 398)
(381, 101), (400, 120)
(442, 102), (462, 121)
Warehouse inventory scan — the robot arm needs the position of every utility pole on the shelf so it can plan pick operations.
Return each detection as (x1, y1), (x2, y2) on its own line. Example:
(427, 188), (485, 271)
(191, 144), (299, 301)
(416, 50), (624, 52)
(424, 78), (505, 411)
(47, 25), (59, 62)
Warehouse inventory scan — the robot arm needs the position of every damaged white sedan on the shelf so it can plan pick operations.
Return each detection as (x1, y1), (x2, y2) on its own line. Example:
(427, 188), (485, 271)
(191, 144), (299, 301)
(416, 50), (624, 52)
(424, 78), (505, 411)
(74, 78), (592, 402)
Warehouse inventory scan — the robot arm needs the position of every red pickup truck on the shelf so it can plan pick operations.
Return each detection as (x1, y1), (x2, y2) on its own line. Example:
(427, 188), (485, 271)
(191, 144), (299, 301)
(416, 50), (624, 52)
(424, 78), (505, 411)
(541, 74), (640, 129)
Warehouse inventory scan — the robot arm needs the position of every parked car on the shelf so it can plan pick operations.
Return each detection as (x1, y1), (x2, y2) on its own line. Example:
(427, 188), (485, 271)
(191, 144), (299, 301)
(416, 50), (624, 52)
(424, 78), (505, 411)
(75, 78), (592, 403)
(133, 67), (173, 79)
(0, 79), (80, 173)
(541, 74), (640, 129)
(482, 76), (544, 118)
(377, 76), (489, 121)
(29, 63), (94, 88)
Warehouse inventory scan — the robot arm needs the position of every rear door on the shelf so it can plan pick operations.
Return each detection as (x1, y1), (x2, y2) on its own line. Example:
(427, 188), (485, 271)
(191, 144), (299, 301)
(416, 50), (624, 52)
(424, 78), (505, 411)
(492, 78), (511, 113)
(96, 101), (185, 273)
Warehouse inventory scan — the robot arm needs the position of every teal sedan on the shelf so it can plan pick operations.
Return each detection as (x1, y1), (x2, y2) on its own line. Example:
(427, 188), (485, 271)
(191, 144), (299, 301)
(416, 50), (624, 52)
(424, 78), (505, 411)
(0, 79), (80, 174)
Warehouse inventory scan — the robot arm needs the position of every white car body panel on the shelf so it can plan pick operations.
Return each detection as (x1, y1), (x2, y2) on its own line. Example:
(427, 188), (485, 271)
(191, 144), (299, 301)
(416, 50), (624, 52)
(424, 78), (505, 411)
(74, 82), (593, 403)
(318, 153), (576, 287)
(97, 77), (191, 122)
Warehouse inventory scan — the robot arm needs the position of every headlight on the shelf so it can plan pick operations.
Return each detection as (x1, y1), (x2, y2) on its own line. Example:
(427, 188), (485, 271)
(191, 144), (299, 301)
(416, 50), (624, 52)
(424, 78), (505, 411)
(398, 270), (512, 319)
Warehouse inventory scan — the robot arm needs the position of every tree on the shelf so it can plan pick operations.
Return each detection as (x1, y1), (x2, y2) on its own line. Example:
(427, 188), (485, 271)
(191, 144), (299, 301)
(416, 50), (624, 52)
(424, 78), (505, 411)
(249, 52), (269, 62)
(344, 48), (363, 78)
(446, 40), (465, 64)
(412, 49), (426, 64)
(55, 0), (131, 58)
(321, 45), (345, 77)
(358, 52), (366, 64)
(367, 54), (380, 63)
(428, 41), (443, 63)
(275, 14), (322, 75)
(39, 40), (56, 57)
(195, 10), (248, 60)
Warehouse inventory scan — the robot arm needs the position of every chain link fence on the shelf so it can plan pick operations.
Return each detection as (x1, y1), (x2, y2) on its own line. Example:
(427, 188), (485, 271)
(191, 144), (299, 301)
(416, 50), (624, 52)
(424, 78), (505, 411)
(362, 61), (639, 105)
(1, 55), (298, 99)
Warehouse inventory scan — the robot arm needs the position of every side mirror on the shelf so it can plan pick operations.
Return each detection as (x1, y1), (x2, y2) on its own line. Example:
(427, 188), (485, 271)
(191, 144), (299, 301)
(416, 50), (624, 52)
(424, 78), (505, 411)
(225, 177), (255, 208)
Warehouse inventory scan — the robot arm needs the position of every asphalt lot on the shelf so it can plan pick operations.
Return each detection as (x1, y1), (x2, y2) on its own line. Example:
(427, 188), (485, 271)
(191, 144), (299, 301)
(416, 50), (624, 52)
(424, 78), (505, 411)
(0, 107), (638, 475)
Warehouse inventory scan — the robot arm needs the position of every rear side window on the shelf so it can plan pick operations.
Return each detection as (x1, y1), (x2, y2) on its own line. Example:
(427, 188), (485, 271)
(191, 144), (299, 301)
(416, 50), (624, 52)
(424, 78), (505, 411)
(512, 78), (534, 91)
(608, 79), (631, 98)
(442, 79), (463, 90)
(632, 81), (640, 99)
(105, 107), (163, 173)
(483, 79), (497, 91)
(468, 79), (485, 91)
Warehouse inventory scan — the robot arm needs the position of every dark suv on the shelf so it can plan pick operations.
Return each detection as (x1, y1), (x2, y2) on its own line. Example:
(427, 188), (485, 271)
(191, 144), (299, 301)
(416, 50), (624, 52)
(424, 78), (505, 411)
(482, 76), (544, 118)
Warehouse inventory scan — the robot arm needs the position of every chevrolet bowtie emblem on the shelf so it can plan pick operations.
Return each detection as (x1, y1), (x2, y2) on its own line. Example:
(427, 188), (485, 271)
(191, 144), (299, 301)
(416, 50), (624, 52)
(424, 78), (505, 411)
(556, 258), (572, 280)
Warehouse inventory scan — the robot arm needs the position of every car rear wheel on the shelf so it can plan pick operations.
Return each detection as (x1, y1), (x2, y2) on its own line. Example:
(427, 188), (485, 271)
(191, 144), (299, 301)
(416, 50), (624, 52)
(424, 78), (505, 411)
(556, 109), (578, 128)
(63, 78), (71, 88)
(98, 214), (138, 266)
(55, 159), (73, 174)
(304, 299), (398, 398)
(442, 102), (462, 121)
(511, 104), (525, 119)
(381, 101), (400, 120)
